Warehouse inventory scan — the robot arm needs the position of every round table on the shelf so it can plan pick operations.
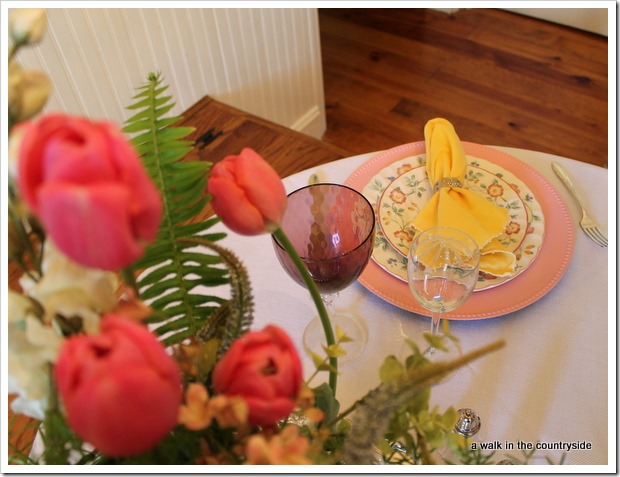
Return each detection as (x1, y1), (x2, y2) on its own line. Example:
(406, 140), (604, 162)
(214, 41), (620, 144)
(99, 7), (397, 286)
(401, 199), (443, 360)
(211, 146), (610, 466)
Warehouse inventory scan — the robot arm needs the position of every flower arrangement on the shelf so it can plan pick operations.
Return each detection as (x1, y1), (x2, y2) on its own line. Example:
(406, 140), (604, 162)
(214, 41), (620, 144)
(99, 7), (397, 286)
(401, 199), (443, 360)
(6, 9), (544, 467)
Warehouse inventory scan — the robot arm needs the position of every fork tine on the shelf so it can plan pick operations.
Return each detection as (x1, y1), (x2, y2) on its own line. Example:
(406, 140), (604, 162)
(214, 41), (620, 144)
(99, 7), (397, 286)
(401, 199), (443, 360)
(589, 227), (608, 247)
(584, 227), (607, 247)
(582, 227), (598, 245)
(591, 228), (608, 247)
(589, 229), (605, 247)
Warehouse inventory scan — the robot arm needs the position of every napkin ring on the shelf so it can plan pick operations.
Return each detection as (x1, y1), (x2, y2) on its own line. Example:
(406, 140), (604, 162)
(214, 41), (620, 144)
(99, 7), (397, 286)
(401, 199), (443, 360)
(433, 177), (463, 192)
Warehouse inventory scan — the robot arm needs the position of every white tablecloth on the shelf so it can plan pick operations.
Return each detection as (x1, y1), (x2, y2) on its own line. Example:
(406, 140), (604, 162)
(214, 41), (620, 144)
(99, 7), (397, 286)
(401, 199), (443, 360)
(211, 146), (612, 467)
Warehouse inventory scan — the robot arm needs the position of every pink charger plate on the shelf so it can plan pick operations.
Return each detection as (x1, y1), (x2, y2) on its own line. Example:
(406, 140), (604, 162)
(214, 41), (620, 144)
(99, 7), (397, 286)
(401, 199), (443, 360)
(344, 141), (575, 319)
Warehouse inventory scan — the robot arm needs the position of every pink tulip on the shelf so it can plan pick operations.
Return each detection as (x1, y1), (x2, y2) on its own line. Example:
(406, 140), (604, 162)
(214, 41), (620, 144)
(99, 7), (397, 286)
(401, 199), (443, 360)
(207, 148), (286, 235)
(212, 325), (303, 427)
(54, 315), (182, 457)
(17, 114), (161, 270)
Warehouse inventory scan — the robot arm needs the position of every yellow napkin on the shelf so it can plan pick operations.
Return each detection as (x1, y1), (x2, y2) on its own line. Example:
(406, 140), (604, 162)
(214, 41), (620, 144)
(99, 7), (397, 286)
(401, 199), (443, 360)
(412, 118), (516, 277)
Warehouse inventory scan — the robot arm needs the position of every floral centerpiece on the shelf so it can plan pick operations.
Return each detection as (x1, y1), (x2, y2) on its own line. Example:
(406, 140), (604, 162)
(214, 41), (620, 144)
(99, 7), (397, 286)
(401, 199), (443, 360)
(6, 9), (527, 467)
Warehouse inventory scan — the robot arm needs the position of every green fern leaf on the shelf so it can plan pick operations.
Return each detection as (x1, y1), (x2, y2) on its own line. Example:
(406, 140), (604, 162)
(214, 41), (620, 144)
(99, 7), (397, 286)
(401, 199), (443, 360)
(122, 72), (253, 346)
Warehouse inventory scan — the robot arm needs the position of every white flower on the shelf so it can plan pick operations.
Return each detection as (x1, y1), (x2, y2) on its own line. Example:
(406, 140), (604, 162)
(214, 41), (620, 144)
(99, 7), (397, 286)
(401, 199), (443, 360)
(8, 290), (63, 420)
(10, 243), (120, 419)
(20, 242), (119, 334)
(9, 8), (47, 45)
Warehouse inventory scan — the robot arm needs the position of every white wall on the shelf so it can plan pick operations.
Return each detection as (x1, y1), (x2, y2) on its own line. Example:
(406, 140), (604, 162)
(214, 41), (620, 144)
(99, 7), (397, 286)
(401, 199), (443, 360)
(12, 8), (327, 138)
(503, 8), (608, 36)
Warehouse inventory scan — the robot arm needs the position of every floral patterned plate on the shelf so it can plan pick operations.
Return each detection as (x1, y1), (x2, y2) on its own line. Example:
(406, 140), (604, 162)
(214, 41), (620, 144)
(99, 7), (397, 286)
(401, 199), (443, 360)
(363, 153), (545, 291)
(345, 142), (574, 319)
(378, 160), (528, 259)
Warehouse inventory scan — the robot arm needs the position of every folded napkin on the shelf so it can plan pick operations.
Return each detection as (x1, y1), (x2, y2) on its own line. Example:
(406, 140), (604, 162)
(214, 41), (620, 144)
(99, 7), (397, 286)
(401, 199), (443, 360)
(412, 118), (516, 277)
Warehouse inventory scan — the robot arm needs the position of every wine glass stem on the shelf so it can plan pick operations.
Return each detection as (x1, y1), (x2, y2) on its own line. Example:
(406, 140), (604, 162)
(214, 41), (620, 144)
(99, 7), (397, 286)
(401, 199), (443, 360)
(428, 312), (443, 356)
(322, 293), (338, 321)
(430, 312), (442, 336)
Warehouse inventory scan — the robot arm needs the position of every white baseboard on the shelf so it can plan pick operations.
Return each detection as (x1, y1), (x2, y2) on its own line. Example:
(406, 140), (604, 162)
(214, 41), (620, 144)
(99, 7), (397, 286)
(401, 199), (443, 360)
(290, 105), (326, 139)
(432, 8), (460, 14)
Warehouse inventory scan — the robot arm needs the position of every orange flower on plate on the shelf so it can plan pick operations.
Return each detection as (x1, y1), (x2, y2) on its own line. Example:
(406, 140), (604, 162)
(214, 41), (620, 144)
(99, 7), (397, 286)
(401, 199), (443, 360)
(389, 188), (407, 204)
(395, 229), (414, 243)
(487, 183), (504, 198)
(505, 221), (521, 235)
(396, 163), (413, 175)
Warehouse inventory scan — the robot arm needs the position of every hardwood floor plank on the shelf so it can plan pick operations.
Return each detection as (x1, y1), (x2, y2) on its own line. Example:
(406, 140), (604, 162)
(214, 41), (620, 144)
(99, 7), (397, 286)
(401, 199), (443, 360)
(319, 8), (609, 167)
(322, 39), (607, 164)
(323, 7), (607, 93)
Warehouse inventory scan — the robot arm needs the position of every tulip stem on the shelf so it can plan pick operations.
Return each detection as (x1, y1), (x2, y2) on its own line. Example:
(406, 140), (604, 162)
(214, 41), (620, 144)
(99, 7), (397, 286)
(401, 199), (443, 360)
(8, 183), (43, 277)
(272, 227), (338, 395)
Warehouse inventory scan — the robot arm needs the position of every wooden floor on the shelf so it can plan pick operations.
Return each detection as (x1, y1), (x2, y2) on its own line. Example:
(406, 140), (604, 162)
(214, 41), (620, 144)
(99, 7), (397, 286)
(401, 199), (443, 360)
(318, 8), (608, 168)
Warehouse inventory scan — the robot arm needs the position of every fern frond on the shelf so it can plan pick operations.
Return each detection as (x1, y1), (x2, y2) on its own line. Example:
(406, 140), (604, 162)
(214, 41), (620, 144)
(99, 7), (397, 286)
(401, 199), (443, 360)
(178, 237), (254, 357)
(122, 72), (235, 346)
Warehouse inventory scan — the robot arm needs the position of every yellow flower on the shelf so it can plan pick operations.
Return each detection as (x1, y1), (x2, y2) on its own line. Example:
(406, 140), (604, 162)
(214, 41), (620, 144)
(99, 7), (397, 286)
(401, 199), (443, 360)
(245, 425), (311, 465)
(294, 384), (325, 424)
(210, 395), (249, 428)
(178, 383), (214, 430)
(9, 8), (47, 45)
(178, 383), (249, 431)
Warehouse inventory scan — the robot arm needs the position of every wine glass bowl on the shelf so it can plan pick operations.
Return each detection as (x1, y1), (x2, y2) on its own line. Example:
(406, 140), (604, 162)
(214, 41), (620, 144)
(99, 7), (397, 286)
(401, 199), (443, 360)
(407, 226), (480, 358)
(272, 183), (375, 361)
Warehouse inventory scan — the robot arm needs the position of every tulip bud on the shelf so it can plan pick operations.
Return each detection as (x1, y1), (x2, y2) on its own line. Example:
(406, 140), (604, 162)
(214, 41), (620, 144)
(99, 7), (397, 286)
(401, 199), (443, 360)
(17, 114), (162, 270)
(207, 148), (287, 236)
(8, 61), (51, 124)
(212, 325), (302, 427)
(9, 8), (47, 45)
(16, 71), (51, 121)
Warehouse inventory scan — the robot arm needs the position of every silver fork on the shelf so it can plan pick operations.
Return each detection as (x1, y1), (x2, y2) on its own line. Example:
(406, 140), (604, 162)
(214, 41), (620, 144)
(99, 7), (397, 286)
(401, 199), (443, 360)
(552, 162), (608, 247)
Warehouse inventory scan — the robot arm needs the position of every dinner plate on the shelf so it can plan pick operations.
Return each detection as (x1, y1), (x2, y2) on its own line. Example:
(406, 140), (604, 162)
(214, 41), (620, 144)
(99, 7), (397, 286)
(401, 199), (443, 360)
(371, 154), (544, 291)
(344, 142), (575, 319)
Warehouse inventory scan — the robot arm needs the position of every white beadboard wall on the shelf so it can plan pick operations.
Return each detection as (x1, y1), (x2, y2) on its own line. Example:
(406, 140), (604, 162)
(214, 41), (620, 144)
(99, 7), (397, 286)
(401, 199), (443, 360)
(13, 8), (327, 138)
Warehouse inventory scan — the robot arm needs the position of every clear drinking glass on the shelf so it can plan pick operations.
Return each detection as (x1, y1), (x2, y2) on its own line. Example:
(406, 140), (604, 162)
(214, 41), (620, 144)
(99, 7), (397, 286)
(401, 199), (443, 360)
(272, 183), (376, 362)
(407, 226), (480, 359)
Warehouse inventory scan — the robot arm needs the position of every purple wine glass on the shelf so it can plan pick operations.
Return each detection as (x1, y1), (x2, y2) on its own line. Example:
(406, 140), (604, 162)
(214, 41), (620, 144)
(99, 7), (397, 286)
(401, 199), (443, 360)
(272, 183), (376, 362)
